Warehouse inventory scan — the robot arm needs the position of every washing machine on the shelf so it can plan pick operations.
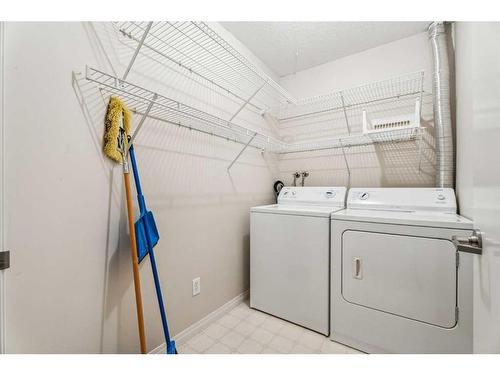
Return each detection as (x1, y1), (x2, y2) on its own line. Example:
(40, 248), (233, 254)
(330, 188), (474, 353)
(250, 186), (347, 335)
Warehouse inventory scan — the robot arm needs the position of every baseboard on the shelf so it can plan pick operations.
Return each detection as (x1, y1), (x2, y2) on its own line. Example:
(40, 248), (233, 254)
(149, 290), (249, 354)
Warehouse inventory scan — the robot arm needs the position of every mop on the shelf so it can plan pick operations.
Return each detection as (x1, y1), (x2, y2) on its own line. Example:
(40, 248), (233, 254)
(129, 143), (177, 354)
(103, 96), (147, 354)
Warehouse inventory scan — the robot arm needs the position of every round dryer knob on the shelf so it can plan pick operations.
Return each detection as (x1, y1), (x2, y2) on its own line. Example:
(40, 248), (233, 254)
(437, 194), (446, 200)
(325, 191), (336, 198)
(359, 192), (370, 200)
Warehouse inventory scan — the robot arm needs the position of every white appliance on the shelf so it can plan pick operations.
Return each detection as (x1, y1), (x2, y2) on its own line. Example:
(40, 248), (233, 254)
(330, 188), (474, 353)
(250, 186), (347, 335)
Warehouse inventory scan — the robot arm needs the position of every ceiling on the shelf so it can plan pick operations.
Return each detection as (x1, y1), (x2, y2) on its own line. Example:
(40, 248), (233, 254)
(220, 22), (430, 77)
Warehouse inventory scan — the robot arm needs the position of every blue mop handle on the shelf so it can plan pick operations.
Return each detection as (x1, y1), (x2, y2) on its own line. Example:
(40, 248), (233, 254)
(129, 144), (176, 353)
(128, 144), (147, 215)
(148, 247), (175, 351)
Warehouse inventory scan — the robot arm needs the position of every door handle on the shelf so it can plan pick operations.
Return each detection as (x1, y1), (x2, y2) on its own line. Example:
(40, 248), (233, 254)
(0, 250), (9, 270)
(353, 257), (363, 279)
(452, 229), (483, 255)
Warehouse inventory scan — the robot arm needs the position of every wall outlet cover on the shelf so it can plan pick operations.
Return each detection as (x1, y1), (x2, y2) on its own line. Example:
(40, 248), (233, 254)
(192, 277), (201, 296)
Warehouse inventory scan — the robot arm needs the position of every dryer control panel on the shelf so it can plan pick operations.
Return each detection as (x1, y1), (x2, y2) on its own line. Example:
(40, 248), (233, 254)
(347, 188), (457, 213)
(278, 187), (347, 207)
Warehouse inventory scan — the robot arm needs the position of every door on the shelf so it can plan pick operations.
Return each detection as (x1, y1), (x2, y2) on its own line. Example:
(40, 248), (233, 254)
(250, 212), (330, 335)
(0, 21), (6, 355)
(342, 231), (457, 328)
(455, 22), (500, 353)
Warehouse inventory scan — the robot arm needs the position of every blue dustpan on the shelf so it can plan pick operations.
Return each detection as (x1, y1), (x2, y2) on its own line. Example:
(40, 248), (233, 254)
(129, 147), (159, 262)
(129, 144), (177, 354)
(135, 210), (159, 263)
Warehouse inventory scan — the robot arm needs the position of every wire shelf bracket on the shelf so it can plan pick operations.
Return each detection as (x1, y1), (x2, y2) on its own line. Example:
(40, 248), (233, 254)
(127, 93), (157, 150)
(228, 80), (268, 124)
(339, 139), (351, 188)
(227, 132), (257, 171)
(340, 92), (351, 134)
(122, 22), (153, 81)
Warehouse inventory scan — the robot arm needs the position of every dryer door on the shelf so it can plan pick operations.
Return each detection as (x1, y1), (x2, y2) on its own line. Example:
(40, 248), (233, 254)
(342, 230), (457, 328)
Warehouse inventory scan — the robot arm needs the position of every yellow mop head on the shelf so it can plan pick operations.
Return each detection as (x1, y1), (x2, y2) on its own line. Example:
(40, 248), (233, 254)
(103, 96), (132, 163)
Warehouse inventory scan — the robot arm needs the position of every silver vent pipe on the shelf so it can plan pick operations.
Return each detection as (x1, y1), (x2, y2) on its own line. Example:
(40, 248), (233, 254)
(428, 22), (455, 188)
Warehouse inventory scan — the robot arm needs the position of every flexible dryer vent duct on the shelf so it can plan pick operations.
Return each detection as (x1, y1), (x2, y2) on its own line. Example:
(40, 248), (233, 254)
(429, 21), (454, 188)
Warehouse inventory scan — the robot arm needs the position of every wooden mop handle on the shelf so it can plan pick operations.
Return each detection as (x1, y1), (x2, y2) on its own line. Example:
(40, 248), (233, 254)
(124, 170), (147, 354)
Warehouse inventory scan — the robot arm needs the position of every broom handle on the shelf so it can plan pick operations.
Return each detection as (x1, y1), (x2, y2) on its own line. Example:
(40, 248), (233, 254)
(128, 145), (146, 215)
(124, 170), (147, 354)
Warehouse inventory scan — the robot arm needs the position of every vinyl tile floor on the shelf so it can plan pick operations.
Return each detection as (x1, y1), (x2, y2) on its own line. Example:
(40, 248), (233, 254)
(177, 300), (363, 354)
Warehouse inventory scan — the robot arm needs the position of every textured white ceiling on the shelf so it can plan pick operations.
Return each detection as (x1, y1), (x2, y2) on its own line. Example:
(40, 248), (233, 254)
(220, 22), (430, 77)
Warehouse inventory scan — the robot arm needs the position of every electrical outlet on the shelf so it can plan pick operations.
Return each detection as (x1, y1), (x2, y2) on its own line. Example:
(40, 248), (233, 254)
(192, 277), (201, 296)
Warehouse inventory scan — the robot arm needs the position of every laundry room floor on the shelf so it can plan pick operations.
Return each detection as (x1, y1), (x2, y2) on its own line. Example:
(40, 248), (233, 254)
(177, 300), (363, 354)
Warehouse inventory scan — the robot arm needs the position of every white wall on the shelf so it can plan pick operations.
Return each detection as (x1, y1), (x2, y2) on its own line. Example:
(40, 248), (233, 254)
(455, 22), (500, 354)
(280, 32), (433, 98)
(4, 22), (278, 353)
(277, 32), (436, 188)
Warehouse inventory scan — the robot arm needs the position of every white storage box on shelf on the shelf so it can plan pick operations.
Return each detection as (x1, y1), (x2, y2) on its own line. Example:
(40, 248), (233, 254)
(362, 99), (422, 143)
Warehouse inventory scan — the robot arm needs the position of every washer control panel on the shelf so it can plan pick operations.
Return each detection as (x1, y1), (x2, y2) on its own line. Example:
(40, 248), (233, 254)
(347, 188), (457, 213)
(279, 187), (346, 207)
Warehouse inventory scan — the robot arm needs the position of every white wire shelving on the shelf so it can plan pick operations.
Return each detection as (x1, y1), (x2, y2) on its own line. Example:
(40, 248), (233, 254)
(115, 21), (296, 116)
(86, 66), (286, 156)
(279, 127), (423, 154)
(278, 71), (424, 126)
(85, 66), (425, 169)
(84, 22), (429, 170)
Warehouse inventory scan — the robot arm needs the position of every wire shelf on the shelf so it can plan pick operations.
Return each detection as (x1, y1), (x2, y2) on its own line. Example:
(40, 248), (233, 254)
(278, 71), (425, 122)
(115, 22), (296, 113)
(86, 66), (285, 152)
(278, 127), (423, 154)
(85, 67), (425, 161)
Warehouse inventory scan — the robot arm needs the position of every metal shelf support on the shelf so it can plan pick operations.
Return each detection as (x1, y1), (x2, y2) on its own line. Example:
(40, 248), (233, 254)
(127, 93), (158, 151)
(339, 140), (351, 188)
(340, 92), (352, 134)
(416, 128), (424, 173)
(227, 132), (257, 171)
(228, 80), (268, 124)
(122, 21), (153, 81)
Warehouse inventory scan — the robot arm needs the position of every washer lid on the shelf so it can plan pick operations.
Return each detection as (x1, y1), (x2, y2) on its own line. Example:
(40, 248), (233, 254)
(331, 208), (473, 229)
(347, 188), (457, 213)
(277, 186), (347, 208)
(251, 204), (343, 217)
